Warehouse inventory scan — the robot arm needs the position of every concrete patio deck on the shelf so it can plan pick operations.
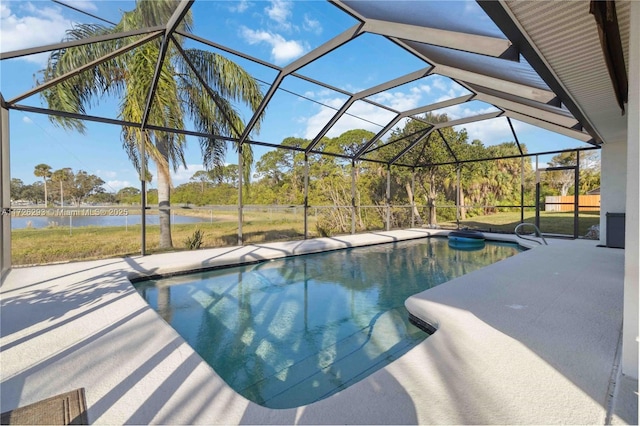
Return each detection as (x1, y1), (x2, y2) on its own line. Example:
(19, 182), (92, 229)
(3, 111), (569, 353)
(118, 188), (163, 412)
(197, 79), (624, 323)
(1, 229), (637, 424)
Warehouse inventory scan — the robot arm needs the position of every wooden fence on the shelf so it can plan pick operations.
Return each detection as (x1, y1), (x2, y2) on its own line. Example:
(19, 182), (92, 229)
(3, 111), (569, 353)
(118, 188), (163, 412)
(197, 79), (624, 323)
(544, 195), (600, 212)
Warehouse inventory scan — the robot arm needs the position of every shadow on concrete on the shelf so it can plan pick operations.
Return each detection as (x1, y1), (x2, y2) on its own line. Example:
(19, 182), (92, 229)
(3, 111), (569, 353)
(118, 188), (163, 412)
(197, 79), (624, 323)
(239, 368), (419, 425)
(407, 243), (629, 423)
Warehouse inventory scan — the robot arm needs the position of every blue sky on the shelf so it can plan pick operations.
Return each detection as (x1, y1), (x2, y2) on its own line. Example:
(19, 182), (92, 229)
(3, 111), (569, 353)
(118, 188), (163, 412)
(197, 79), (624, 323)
(1, 0), (593, 193)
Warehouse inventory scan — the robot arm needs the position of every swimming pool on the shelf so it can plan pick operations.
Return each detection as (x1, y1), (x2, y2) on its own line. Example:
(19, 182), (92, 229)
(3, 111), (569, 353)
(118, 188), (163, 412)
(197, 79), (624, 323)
(135, 237), (522, 408)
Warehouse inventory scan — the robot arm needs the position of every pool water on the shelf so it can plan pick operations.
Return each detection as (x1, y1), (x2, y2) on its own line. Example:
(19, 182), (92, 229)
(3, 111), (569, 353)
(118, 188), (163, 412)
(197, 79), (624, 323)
(135, 237), (521, 408)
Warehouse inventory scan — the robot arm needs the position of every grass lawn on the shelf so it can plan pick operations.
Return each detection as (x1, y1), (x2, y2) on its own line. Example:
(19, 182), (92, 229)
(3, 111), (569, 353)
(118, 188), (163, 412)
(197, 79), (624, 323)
(439, 210), (600, 236)
(10, 209), (600, 266)
(12, 211), (312, 266)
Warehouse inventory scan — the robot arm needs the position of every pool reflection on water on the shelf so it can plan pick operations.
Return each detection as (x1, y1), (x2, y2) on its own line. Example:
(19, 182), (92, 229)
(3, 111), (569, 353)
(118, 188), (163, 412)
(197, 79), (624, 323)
(135, 237), (521, 408)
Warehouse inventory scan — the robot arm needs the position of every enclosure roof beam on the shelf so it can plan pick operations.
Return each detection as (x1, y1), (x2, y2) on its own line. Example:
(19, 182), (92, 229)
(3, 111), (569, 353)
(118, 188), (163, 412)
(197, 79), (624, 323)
(353, 114), (403, 161)
(291, 71), (404, 119)
(7, 31), (163, 106)
(238, 23), (363, 146)
(503, 110), (595, 144)
(172, 36), (242, 137)
(282, 24), (363, 75)
(304, 66), (433, 154)
(305, 97), (355, 154)
(362, 19), (518, 60)
(433, 111), (503, 129)
(165, 0), (194, 36)
(353, 97), (481, 162)
(361, 136), (402, 156)
(359, 125), (437, 163)
(140, 0), (194, 130)
(178, 31), (281, 71)
(0, 26), (165, 61)
(354, 67), (433, 100)
(403, 94), (475, 118)
(432, 64), (557, 104)
(507, 117), (524, 156)
(436, 129), (459, 163)
(389, 127), (434, 165)
(414, 145), (599, 169)
(477, 0), (604, 144)
(470, 83), (579, 129)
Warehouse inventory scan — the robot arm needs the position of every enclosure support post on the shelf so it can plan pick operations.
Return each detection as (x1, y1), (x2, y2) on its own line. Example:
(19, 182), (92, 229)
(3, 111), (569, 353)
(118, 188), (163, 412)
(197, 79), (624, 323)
(351, 161), (356, 235)
(386, 166), (391, 231)
(574, 150), (580, 238)
(535, 155), (541, 230)
(411, 170), (416, 228)
(237, 146), (243, 245)
(456, 166), (461, 228)
(0, 102), (11, 280)
(140, 141), (146, 256)
(520, 156), (525, 223)
(304, 154), (309, 239)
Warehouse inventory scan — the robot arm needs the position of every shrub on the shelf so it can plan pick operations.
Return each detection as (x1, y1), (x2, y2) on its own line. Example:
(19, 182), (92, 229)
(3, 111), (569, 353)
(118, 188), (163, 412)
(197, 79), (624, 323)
(184, 228), (205, 250)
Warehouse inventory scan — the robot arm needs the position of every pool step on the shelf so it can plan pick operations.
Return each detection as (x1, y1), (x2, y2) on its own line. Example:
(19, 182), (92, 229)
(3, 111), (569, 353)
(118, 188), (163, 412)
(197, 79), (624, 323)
(239, 308), (425, 408)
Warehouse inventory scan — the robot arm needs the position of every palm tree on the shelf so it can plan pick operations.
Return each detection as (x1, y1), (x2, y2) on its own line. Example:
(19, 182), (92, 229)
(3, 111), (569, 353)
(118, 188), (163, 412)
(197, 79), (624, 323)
(39, 0), (263, 248)
(51, 168), (73, 207)
(33, 163), (52, 206)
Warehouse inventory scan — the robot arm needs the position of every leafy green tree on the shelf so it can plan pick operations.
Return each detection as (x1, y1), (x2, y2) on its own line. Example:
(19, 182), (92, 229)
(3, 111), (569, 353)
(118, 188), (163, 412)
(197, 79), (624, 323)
(254, 138), (307, 205)
(116, 187), (141, 204)
(10, 178), (24, 201)
(545, 151), (577, 196)
(20, 183), (45, 204)
(40, 0), (263, 248)
(87, 192), (116, 204)
(332, 129), (375, 158)
(33, 164), (52, 206)
(378, 114), (464, 225)
(578, 151), (600, 195)
(51, 168), (73, 206)
(68, 170), (106, 205)
(190, 170), (212, 193)
(146, 189), (158, 205)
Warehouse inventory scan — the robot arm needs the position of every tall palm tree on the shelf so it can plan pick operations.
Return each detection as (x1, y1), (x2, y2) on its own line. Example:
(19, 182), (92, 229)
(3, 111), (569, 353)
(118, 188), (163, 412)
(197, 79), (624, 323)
(51, 168), (73, 207)
(34, 163), (52, 206)
(40, 0), (263, 248)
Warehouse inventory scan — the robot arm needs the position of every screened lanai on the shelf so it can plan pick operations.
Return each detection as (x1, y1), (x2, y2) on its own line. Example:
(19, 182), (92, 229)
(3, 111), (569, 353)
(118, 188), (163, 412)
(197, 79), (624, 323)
(1, 0), (610, 267)
(1, 1), (638, 422)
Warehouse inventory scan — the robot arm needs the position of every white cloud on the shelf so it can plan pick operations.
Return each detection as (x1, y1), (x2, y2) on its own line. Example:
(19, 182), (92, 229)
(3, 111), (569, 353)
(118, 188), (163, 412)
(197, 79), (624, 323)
(106, 180), (132, 191)
(0, 2), (74, 65)
(96, 169), (118, 179)
(432, 104), (498, 121)
(303, 14), (322, 35)
(229, 0), (251, 13)
(240, 27), (306, 64)
(303, 98), (396, 139)
(171, 164), (205, 185)
(265, 0), (293, 28)
(22, 116), (33, 124)
(301, 83), (434, 139)
(371, 85), (432, 112)
(430, 78), (470, 103)
(458, 119), (509, 143)
(431, 77), (449, 93)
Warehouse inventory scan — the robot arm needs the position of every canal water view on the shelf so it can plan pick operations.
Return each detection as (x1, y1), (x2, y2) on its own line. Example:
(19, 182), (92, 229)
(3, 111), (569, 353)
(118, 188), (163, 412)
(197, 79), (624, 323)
(10, 207), (209, 229)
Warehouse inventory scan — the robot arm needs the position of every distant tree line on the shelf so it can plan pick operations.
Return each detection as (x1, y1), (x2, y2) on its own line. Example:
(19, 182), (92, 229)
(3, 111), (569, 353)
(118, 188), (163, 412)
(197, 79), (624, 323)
(11, 165), (108, 206)
(14, 114), (600, 237)
(165, 113), (600, 235)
